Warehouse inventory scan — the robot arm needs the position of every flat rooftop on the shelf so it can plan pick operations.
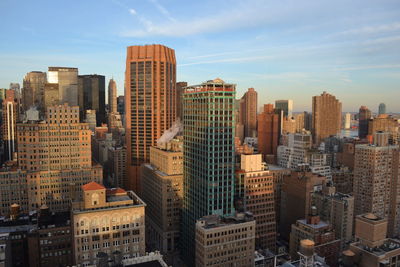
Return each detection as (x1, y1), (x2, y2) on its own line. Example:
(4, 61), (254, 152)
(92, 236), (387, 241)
(352, 239), (400, 257)
(298, 219), (329, 229)
(197, 213), (254, 230)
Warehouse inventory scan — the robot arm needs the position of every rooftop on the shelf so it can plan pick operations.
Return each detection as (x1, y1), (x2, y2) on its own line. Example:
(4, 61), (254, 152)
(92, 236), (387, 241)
(82, 181), (106, 191)
(352, 239), (400, 257)
(297, 219), (329, 229)
(197, 213), (254, 230)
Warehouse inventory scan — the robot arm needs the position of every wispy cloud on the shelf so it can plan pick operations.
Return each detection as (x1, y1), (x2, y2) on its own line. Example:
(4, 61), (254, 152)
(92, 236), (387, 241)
(179, 54), (276, 66)
(336, 22), (400, 37)
(336, 64), (400, 71)
(129, 9), (137, 15)
(148, 0), (176, 22)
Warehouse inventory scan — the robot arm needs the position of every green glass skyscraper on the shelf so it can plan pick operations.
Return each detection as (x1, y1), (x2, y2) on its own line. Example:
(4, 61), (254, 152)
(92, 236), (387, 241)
(181, 78), (236, 264)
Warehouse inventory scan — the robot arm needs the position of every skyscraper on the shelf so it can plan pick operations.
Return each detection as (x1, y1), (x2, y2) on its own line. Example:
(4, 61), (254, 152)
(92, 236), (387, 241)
(312, 92), (342, 146)
(22, 71), (46, 111)
(344, 113), (351, 129)
(181, 78), (236, 264)
(258, 104), (281, 161)
(78, 74), (106, 125)
(125, 44), (176, 192)
(108, 78), (117, 114)
(275, 99), (293, 117)
(176, 81), (187, 120)
(240, 88), (258, 137)
(358, 106), (371, 138)
(48, 67), (78, 106)
(379, 103), (386, 115)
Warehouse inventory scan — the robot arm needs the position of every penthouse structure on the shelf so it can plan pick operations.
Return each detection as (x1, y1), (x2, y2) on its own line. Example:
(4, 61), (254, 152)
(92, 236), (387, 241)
(72, 182), (146, 266)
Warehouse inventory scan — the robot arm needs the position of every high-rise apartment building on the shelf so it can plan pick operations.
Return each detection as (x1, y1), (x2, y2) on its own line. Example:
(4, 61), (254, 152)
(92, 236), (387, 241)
(379, 103), (386, 115)
(353, 137), (400, 237)
(176, 81), (187, 120)
(275, 99), (293, 117)
(312, 92), (342, 146)
(108, 78), (117, 114)
(125, 44), (176, 192)
(240, 88), (258, 137)
(78, 74), (106, 125)
(235, 154), (276, 250)
(344, 112), (351, 129)
(141, 137), (183, 264)
(181, 78), (236, 264)
(48, 67), (78, 106)
(72, 182), (146, 266)
(1, 90), (18, 162)
(358, 106), (372, 138)
(195, 214), (255, 267)
(258, 104), (281, 161)
(22, 71), (46, 111)
(280, 170), (327, 240)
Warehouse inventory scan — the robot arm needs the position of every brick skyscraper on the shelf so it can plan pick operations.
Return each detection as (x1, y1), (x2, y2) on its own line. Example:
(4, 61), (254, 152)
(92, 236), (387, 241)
(240, 87), (258, 137)
(358, 105), (371, 138)
(312, 92), (342, 146)
(125, 44), (176, 192)
(258, 104), (281, 160)
(181, 78), (236, 265)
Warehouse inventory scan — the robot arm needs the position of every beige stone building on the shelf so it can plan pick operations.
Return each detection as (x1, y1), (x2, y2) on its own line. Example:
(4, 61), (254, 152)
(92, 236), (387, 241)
(368, 114), (399, 144)
(347, 213), (400, 267)
(195, 214), (255, 267)
(141, 137), (183, 263)
(312, 92), (342, 146)
(235, 154), (276, 250)
(72, 182), (146, 266)
(353, 141), (400, 237)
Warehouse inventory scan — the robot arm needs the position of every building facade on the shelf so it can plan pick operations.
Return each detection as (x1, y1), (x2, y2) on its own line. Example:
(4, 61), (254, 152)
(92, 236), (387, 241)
(48, 67), (78, 106)
(125, 44), (176, 192)
(78, 74), (106, 125)
(1, 90), (18, 162)
(258, 104), (281, 161)
(240, 88), (258, 138)
(22, 71), (46, 111)
(358, 105), (371, 138)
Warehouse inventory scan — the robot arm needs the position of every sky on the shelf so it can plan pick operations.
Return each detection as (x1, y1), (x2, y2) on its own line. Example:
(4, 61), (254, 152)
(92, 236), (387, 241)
(0, 0), (399, 112)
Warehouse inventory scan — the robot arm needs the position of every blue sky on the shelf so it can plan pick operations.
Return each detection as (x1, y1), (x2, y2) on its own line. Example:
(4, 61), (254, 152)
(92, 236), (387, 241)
(0, 0), (399, 112)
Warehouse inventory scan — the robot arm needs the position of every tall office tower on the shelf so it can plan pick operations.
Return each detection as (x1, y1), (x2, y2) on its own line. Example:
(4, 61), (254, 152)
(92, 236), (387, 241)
(72, 182), (146, 266)
(353, 135), (400, 237)
(125, 44), (176, 192)
(108, 78), (117, 113)
(141, 136), (183, 264)
(358, 106), (371, 138)
(304, 111), (312, 131)
(78, 74), (106, 125)
(294, 112), (305, 132)
(117, 95), (125, 115)
(107, 146), (127, 188)
(313, 183), (354, 249)
(1, 90), (18, 162)
(195, 214), (255, 267)
(344, 113), (351, 129)
(43, 83), (59, 108)
(379, 103), (386, 115)
(289, 209), (340, 266)
(236, 154), (276, 250)
(280, 170), (326, 240)
(17, 104), (103, 211)
(312, 92), (342, 146)
(181, 78), (236, 264)
(275, 99), (293, 117)
(176, 81), (187, 120)
(48, 67), (78, 106)
(22, 71), (46, 111)
(240, 88), (258, 137)
(258, 104), (281, 161)
(368, 114), (399, 144)
(9, 83), (21, 115)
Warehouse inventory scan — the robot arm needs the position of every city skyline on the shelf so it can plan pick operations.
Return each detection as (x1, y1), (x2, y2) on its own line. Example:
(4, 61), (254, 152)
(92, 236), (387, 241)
(1, 0), (400, 112)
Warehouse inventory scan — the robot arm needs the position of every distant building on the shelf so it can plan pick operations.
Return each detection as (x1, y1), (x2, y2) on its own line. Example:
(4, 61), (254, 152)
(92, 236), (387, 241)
(72, 182), (146, 266)
(48, 67), (78, 106)
(344, 112), (351, 129)
(125, 44), (176, 193)
(258, 104), (281, 162)
(22, 71), (46, 111)
(195, 214), (255, 267)
(1, 90), (18, 162)
(378, 103), (386, 115)
(275, 99), (293, 117)
(367, 114), (399, 144)
(108, 78), (117, 114)
(312, 92), (342, 146)
(331, 166), (353, 194)
(176, 81), (187, 120)
(117, 96), (124, 115)
(240, 88), (258, 138)
(43, 83), (59, 109)
(78, 74), (106, 125)
(84, 109), (97, 132)
(141, 137), (183, 264)
(107, 146), (127, 188)
(358, 106), (371, 138)
(236, 154), (276, 250)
